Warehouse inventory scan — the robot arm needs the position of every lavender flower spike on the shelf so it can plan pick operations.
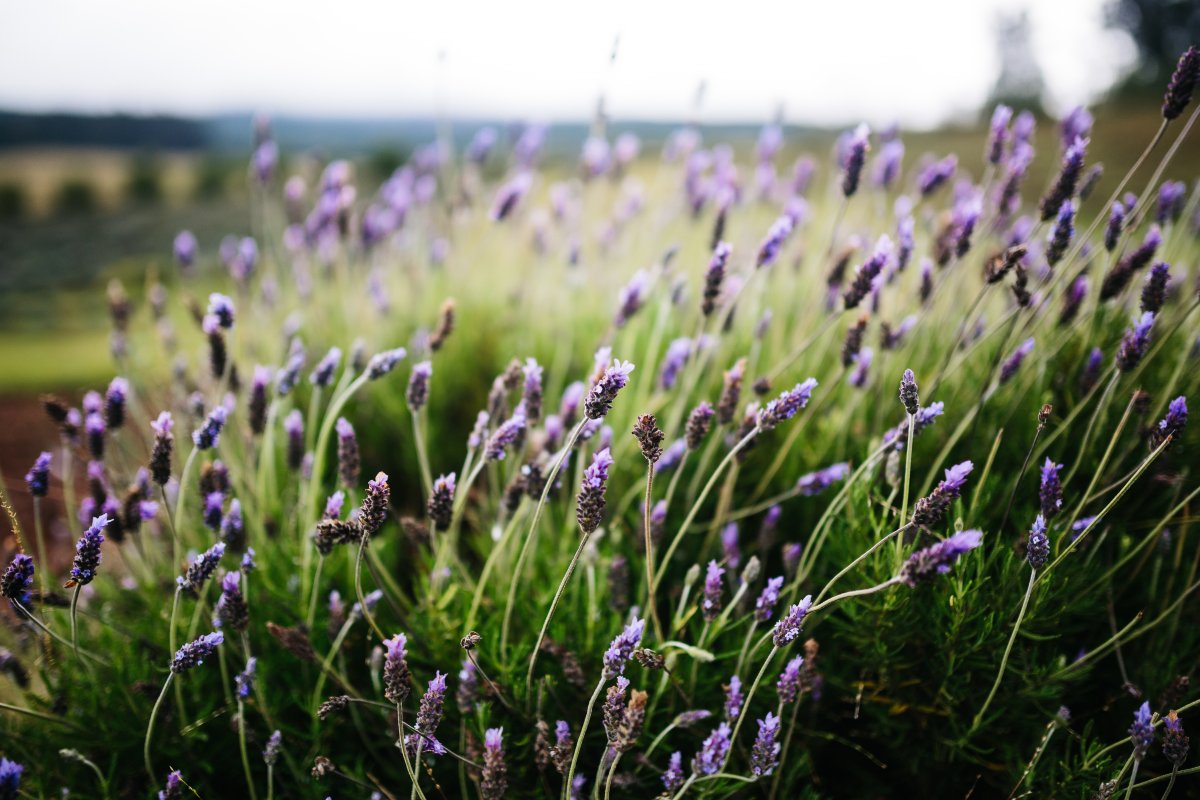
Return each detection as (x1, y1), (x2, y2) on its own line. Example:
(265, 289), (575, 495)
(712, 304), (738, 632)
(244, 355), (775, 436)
(215, 571), (249, 632)
(1162, 46), (1200, 120)
(407, 360), (433, 412)
(481, 727), (507, 799)
(662, 752), (684, 792)
(899, 529), (983, 586)
(999, 338), (1035, 385)
(1116, 312), (1154, 373)
(69, 514), (110, 586)
(25, 451), (51, 497)
(576, 447), (615, 535)
(383, 633), (411, 704)
(701, 560), (725, 622)
(899, 369), (919, 415)
(484, 409), (526, 461)
(912, 461), (973, 528)
(428, 473), (456, 529)
(750, 712), (782, 776)
(692, 722), (733, 776)
(193, 405), (227, 450)
(2, 554), (35, 608)
(1039, 458), (1063, 519)
(844, 235), (893, 309)
(797, 462), (850, 496)
(406, 671), (449, 757)
(1026, 515), (1049, 570)
(171, 631), (224, 673)
(585, 360), (635, 419)
(602, 616), (645, 679)
(1152, 396), (1187, 449)
(757, 378), (818, 431)
(1130, 701), (1154, 761)
(841, 123), (870, 197)
(754, 576), (785, 622)
(772, 596), (813, 646)
(366, 347), (407, 380)
(177, 542), (226, 595)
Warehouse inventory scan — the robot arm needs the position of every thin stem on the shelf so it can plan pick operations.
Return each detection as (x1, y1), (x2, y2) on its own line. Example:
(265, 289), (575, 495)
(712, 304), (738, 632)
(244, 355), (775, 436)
(0, 700), (77, 726)
(968, 569), (1037, 736)
(564, 678), (606, 799)
(1006, 718), (1059, 800)
(305, 556), (325, 633)
(144, 673), (175, 782)
(807, 577), (902, 615)
(812, 524), (911, 605)
(643, 464), (664, 644)
(354, 535), (386, 642)
(411, 408), (434, 500)
(527, 530), (593, 702)
(32, 496), (48, 595)
(769, 699), (802, 800)
(69, 584), (82, 661)
(655, 430), (756, 586)
(238, 698), (259, 800)
(12, 601), (106, 664)
(721, 645), (779, 771)
(899, 413), (914, 527)
(1125, 760), (1140, 800)
(999, 413), (1047, 538)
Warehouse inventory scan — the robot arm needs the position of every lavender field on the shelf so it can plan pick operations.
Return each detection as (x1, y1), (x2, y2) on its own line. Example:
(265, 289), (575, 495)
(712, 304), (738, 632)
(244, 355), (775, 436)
(2, 30), (1200, 800)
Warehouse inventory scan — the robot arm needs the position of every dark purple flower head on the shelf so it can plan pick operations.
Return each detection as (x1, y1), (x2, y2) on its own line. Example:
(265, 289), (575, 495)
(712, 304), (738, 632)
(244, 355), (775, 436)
(586, 360), (635, 419)
(283, 410), (304, 471)
(25, 451), (51, 497)
(1116, 312), (1155, 373)
(310, 347), (342, 388)
(1140, 262), (1170, 315)
(899, 369), (919, 415)
(174, 230), (197, 269)
(1060, 106), (1094, 147)
(987, 104), (1012, 164)
(68, 514), (109, 586)
(481, 727), (507, 799)
(275, 351), (305, 396)
(1031, 454), (1061, 519)
(359, 472), (390, 537)
(171, 631), (224, 673)
(796, 462), (850, 496)
(659, 338), (692, 390)
(701, 560), (725, 622)
(366, 347), (407, 380)
(263, 731), (282, 766)
(1152, 395), (1188, 449)
(911, 460), (973, 528)
(235, 656), (256, 699)
(602, 616), (644, 680)
(104, 377), (128, 429)
(614, 270), (651, 328)
(999, 338), (1035, 385)
(756, 214), (794, 268)
(407, 360), (433, 412)
(772, 596), (813, 646)
(215, 570), (248, 632)
(686, 401), (716, 450)
(1105, 201), (1126, 252)
(193, 406), (227, 450)
(219, 497), (244, 551)
(1157, 180), (1187, 224)
(750, 712), (782, 776)
(841, 123), (870, 197)
(334, 417), (359, 487)
(1102, 225), (1162, 300)
(757, 378), (818, 432)
(158, 769), (182, 800)
(1163, 710), (1190, 767)
(755, 575), (785, 622)
(490, 172), (533, 222)
(1131, 701), (1155, 761)
(427, 473), (456, 529)
(383, 633), (411, 704)
(485, 409), (526, 461)
(1045, 199), (1075, 266)
(724, 675), (744, 721)
(1026, 515), (1050, 570)
(899, 529), (983, 586)
(178, 542), (226, 595)
(702, 242), (731, 316)
(873, 139), (904, 189)
(2, 554), (35, 608)
(202, 491), (224, 531)
(85, 412), (106, 460)
(1163, 46), (1200, 120)
(521, 358), (544, 422)
(692, 722), (733, 776)
(844, 235), (893, 309)
(207, 293), (235, 329)
(411, 670), (448, 747)
(1039, 137), (1087, 222)
(917, 154), (957, 196)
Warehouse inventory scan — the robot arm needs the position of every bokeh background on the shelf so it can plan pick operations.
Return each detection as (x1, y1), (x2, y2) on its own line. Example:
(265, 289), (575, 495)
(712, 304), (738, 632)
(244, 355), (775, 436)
(0, 0), (1196, 515)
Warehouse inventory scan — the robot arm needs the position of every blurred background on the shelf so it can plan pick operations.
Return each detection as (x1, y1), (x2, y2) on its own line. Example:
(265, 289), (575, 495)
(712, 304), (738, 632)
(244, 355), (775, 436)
(0, 0), (1195, 412)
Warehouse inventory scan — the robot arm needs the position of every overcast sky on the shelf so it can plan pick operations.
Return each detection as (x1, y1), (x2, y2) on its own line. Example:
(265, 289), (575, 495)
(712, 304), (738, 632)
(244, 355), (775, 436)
(0, 0), (1137, 127)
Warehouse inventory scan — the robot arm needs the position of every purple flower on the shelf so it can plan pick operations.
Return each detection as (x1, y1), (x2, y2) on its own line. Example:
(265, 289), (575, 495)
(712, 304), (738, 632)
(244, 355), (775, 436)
(844, 235), (893, 309)
(1116, 312), (1155, 373)
(25, 451), (51, 497)
(69, 514), (109, 586)
(659, 338), (692, 390)
(1027, 515), (1050, 570)
(324, 491), (345, 520)
(405, 360), (433, 413)
(585, 360), (635, 420)
(757, 378), (818, 431)
(457, 658), (478, 713)
(366, 347), (407, 380)
(1152, 396), (1188, 449)
(899, 529), (984, 586)
(750, 712), (782, 776)
(522, 358), (544, 422)
(407, 671), (448, 756)
(662, 752), (684, 792)
(485, 409), (526, 461)
(193, 406), (227, 450)
(235, 656), (256, 699)
(692, 722), (733, 776)
(158, 769), (182, 800)
(178, 542), (226, 595)
(207, 293), (235, 329)
(1162, 46), (1200, 120)
(986, 105), (1012, 165)
(614, 270), (651, 328)
(702, 242), (731, 316)
(1163, 711), (1190, 766)
(754, 576), (785, 622)
(85, 412), (105, 460)
(1140, 262), (1170, 315)
(171, 631), (224, 673)
(1157, 180), (1187, 224)
(686, 401), (716, 450)
(1039, 136), (1088, 222)
(777, 656), (803, 703)
(1105, 201), (1126, 252)
(1060, 106), (1094, 147)
(173, 230), (197, 269)
(912, 461), (973, 528)
(1102, 225), (1162, 300)
(917, 154), (956, 196)
(701, 560), (725, 622)
(602, 616), (645, 680)
(383, 633), (411, 704)
(215, 571), (248, 632)
(202, 491), (224, 531)
(772, 596), (813, 646)
(428, 473), (456, 530)
(2, 554), (35, 608)
(724, 675), (744, 720)
(310, 347), (342, 388)
(490, 172), (533, 222)
(283, 410), (304, 471)
(899, 369), (919, 415)
(841, 123), (870, 198)
(481, 727), (507, 799)
(999, 339), (1035, 385)
(1130, 701), (1155, 761)
(796, 462), (850, 496)
(358, 472), (390, 537)
(104, 377), (128, 429)
(335, 417), (359, 488)
(756, 214), (794, 268)
(1045, 200), (1075, 266)
(721, 523), (740, 570)
(1039, 458), (1063, 519)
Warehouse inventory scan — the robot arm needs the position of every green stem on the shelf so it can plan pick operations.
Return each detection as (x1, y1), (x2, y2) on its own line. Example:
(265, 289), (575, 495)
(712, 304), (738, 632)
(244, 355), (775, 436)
(899, 413), (914, 526)
(526, 530), (593, 702)
(354, 535), (386, 642)
(144, 672), (175, 782)
(411, 408), (434, 500)
(968, 568), (1037, 736)
(812, 523), (911, 605)
(564, 678), (606, 799)
(69, 584), (82, 661)
(238, 698), (259, 800)
(643, 465), (664, 644)
(32, 496), (48, 595)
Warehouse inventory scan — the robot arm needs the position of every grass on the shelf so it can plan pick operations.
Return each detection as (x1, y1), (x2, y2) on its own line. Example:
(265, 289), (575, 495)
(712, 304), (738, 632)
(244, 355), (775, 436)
(0, 95), (1198, 800)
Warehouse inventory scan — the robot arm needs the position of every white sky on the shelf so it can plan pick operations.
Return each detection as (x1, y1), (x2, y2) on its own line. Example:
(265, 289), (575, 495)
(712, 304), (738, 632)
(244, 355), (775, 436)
(0, 0), (1137, 127)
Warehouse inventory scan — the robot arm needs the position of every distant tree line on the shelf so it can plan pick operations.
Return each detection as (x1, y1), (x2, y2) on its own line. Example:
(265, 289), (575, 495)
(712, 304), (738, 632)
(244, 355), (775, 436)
(0, 112), (207, 150)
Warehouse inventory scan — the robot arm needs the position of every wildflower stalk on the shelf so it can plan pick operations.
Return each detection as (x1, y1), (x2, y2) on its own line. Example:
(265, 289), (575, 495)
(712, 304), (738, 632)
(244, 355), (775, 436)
(1068, 389), (1137, 524)
(642, 463), (664, 644)
(32, 496), (47, 595)
(999, 410), (1049, 536)
(411, 408), (433, 500)
(769, 698), (803, 800)
(968, 569), (1037, 736)
(12, 600), (106, 664)
(807, 577), (902, 615)
(237, 696), (259, 800)
(502, 418), (586, 654)
(526, 530), (594, 702)
(1062, 368), (1119, 488)
(899, 412), (914, 526)
(563, 677), (606, 799)
(603, 752), (623, 800)
(465, 504), (526, 631)
(655, 429), (757, 586)
(812, 522), (913, 605)
(721, 645), (780, 770)
(69, 584), (82, 662)
(0, 701), (77, 727)
(143, 672), (175, 781)
(354, 534), (386, 642)
(304, 556), (324, 633)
